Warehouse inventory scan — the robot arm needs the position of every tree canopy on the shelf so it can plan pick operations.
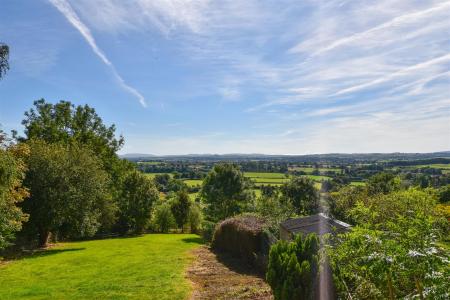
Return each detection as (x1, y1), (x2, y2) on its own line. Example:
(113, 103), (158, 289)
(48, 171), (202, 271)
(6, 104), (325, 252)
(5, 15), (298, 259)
(0, 140), (29, 249)
(200, 163), (253, 222)
(116, 171), (159, 234)
(21, 140), (111, 246)
(0, 43), (9, 79)
(21, 99), (124, 157)
(280, 177), (318, 215)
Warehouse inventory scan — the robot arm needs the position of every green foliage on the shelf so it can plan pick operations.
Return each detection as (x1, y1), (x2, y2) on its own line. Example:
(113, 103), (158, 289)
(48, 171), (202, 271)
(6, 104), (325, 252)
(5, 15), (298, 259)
(21, 99), (123, 155)
(328, 185), (366, 224)
(116, 171), (159, 234)
(255, 193), (295, 237)
(438, 184), (450, 203)
(328, 188), (450, 299)
(280, 176), (318, 215)
(201, 163), (253, 221)
(154, 173), (171, 191)
(22, 140), (110, 246)
(366, 172), (401, 196)
(0, 234), (202, 299)
(200, 220), (216, 243)
(167, 178), (188, 193)
(188, 202), (203, 234)
(151, 202), (175, 233)
(171, 191), (191, 231)
(0, 43), (9, 79)
(0, 142), (29, 249)
(266, 234), (320, 300)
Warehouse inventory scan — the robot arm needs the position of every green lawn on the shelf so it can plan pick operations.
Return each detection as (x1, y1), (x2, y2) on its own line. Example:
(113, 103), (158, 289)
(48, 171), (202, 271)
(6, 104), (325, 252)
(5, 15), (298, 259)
(0, 234), (203, 300)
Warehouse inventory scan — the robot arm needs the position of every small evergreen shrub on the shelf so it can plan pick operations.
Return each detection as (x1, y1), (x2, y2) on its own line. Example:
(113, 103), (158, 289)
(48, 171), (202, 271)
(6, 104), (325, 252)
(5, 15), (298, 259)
(266, 233), (320, 300)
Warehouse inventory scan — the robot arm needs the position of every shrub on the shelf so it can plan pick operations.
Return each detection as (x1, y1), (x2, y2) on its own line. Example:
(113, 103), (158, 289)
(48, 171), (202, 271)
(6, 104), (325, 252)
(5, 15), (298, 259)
(266, 233), (320, 300)
(211, 214), (267, 263)
(170, 191), (191, 232)
(151, 203), (175, 233)
(188, 203), (203, 234)
(116, 171), (159, 234)
(200, 220), (216, 243)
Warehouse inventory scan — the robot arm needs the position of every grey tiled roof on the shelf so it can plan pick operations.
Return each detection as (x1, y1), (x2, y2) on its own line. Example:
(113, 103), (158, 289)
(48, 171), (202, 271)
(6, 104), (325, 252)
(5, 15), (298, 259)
(280, 213), (350, 236)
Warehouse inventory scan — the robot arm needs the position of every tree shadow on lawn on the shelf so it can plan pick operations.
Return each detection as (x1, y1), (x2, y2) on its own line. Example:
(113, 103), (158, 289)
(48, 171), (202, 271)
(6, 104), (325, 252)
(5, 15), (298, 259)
(181, 237), (204, 244)
(1, 247), (85, 262)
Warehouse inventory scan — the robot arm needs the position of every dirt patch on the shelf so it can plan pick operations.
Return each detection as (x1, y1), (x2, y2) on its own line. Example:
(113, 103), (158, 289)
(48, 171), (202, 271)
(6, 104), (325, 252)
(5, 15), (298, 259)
(187, 246), (273, 300)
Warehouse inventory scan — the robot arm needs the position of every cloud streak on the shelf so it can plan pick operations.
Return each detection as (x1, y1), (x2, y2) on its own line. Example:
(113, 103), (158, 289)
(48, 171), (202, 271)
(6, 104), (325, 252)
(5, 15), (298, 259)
(44, 0), (450, 153)
(48, 0), (147, 107)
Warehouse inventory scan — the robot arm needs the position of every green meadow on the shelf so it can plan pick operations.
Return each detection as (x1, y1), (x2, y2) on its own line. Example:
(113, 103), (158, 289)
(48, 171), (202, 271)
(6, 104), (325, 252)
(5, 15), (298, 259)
(0, 234), (202, 300)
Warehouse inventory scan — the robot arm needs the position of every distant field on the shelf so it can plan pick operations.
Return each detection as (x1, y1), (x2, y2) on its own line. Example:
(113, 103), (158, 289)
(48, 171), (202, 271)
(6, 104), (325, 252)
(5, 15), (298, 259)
(183, 179), (203, 187)
(0, 234), (202, 299)
(244, 172), (288, 186)
(144, 173), (173, 179)
(245, 172), (328, 190)
(301, 175), (331, 181)
(350, 181), (366, 186)
(137, 161), (162, 165)
(290, 167), (341, 173)
(244, 172), (287, 179)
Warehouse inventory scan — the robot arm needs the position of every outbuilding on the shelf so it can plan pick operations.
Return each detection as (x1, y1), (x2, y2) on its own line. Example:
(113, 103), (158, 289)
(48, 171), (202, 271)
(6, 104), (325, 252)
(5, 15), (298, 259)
(280, 213), (350, 240)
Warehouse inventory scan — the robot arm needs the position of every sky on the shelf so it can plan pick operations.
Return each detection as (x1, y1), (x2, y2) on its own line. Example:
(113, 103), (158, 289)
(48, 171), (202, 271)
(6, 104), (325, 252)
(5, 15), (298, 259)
(0, 0), (449, 155)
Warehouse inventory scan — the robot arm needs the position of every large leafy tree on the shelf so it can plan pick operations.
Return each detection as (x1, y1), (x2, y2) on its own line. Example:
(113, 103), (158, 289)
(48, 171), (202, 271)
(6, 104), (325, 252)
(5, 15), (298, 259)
(22, 140), (110, 247)
(171, 190), (191, 232)
(366, 172), (401, 196)
(21, 99), (123, 160)
(20, 99), (133, 229)
(280, 177), (318, 215)
(0, 132), (29, 249)
(200, 163), (253, 222)
(0, 43), (9, 79)
(116, 171), (159, 234)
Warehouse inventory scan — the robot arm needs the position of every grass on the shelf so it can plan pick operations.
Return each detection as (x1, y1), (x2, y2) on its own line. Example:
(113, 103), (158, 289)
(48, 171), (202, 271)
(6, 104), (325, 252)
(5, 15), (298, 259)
(144, 173), (173, 179)
(244, 172), (287, 179)
(289, 167), (341, 173)
(350, 181), (366, 186)
(183, 179), (202, 187)
(300, 175), (331, 181)
(251, 177), (289, 184)
(0, 234), (203, 300)
(189, 192), (199, 200)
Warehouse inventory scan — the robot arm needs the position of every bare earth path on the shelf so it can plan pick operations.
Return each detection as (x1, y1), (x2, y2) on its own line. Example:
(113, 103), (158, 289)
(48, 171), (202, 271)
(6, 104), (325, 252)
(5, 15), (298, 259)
(186, 246), (273, 300)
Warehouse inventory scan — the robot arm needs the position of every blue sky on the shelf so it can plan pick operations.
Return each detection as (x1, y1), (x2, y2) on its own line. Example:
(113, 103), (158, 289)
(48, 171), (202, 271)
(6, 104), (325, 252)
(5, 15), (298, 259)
(1, 0), (449, 155)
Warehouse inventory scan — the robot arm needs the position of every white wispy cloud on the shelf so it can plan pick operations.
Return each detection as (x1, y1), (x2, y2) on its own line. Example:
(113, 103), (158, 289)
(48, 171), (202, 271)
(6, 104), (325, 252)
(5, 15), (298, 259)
(48, 0), (147, 107)
(50, 0), (450, 153)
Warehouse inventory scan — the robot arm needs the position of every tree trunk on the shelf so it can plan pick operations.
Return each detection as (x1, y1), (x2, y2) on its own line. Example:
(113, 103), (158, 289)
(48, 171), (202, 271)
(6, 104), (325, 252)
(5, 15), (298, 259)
(39, 230), (51, 248)
(415, 277), (424, 300)
(387, 273), (395, 300)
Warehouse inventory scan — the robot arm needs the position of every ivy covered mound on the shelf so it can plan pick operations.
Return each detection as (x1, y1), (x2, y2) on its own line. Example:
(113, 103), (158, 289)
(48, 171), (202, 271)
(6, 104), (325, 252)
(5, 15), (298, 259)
(212, 215), (268, 264)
